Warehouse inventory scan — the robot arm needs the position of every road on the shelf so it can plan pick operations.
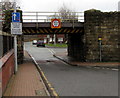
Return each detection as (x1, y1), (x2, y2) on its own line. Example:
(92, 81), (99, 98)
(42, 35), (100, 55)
(25, 42), (118, 96)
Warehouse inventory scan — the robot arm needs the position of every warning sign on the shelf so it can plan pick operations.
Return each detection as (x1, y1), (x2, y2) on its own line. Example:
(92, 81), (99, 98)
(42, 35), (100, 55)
(51, 19), (61, 28)
(11, 22), (22, 35)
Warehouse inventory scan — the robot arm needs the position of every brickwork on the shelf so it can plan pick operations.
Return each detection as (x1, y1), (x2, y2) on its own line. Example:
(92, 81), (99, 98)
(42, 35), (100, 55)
(3, 51), (47, 96)
(1, 50), (14, 94)
(84, 9), (120, 62)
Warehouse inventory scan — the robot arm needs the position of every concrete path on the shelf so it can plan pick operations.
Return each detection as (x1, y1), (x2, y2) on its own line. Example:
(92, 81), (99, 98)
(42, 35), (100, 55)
(3, 51), (48, 96)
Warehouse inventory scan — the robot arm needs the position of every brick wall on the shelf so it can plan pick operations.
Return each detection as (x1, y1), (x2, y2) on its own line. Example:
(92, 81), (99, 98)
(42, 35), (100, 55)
(1, 50), (14, 94)
(84, 9), (120, 62)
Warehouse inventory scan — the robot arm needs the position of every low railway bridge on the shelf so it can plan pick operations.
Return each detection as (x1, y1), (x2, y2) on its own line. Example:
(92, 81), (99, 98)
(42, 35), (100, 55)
(1, 9), (119, 95)
(22, 11), (85, 61)
(2, 10), (120, 63)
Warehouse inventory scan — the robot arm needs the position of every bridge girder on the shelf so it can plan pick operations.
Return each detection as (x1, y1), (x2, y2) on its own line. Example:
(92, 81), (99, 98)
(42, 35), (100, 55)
(22, 22), (84, 34)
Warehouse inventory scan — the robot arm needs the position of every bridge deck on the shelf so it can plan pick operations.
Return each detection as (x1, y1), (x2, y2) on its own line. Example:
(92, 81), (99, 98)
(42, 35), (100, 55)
(23, 22), (84, 28)
(22, 22), (84, 34)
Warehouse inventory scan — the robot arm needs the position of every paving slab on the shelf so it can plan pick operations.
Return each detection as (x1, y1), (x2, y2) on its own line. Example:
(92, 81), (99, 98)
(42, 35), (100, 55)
(3, 51), (48, 96)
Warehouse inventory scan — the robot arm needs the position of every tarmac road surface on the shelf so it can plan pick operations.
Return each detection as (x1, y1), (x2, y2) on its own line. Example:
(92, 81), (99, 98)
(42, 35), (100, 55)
(25, 42), (118, 96)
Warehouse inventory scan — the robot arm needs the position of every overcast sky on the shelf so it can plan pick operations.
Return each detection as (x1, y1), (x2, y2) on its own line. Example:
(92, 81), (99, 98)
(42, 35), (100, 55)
(18, 0), (119, 12)
(0, 0), (119, 12)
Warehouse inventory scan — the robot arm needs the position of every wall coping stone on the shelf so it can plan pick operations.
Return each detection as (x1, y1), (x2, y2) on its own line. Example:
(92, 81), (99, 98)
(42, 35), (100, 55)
(0, 49), (14, 68)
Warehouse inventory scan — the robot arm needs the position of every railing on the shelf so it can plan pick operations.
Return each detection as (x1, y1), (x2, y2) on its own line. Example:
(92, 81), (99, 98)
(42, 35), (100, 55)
(23, 11), (84, 22)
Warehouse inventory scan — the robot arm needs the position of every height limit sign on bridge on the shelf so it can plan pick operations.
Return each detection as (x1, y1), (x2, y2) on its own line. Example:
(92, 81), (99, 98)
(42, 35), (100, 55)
(51, 19), (61, 28)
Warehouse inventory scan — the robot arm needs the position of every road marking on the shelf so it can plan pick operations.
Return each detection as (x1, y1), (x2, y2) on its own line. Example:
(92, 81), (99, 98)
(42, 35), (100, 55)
(28, 52), (59, 97)
(111, 69), (119, 71)
(28, 53), (50, 96)
(93, 67), (119, 71)
(53, 91), (59, 97)
(47, 48), (56, 55)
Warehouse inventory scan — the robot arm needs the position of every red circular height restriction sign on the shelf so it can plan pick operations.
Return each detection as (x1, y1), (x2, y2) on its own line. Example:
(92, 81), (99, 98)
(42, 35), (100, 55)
(51, 19), (61, 28)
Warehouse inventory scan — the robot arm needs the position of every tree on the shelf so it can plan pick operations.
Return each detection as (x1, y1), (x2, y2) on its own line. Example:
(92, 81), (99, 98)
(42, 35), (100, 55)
(1, 0), (21, 32)
(1, 0), (20, 11)
(58, 4), (78, 22)
(47, 4), (78, 23)
(1, 0), (14, 11)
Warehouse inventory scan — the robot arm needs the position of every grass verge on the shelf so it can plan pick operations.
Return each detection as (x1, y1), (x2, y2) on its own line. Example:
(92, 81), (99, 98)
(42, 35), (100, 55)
(46, 43), (67, 48)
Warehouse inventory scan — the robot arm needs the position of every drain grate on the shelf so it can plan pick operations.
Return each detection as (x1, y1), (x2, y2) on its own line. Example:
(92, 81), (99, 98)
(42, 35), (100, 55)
(35, 90), (44, 96)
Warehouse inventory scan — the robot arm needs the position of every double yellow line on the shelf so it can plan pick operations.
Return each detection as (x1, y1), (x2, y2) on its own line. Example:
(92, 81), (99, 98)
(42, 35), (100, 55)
(30, 52), (59, 97)
(40, 68), (59, 97)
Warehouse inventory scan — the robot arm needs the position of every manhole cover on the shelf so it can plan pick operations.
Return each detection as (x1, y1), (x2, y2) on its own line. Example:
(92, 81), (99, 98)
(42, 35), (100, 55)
(35, 90), (44, 96)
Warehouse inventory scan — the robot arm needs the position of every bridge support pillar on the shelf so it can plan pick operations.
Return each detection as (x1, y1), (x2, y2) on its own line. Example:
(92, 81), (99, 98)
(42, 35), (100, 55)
(17, 35), (24, 64)
(84, 9), (120, 62)
(68, 33), (85, 61)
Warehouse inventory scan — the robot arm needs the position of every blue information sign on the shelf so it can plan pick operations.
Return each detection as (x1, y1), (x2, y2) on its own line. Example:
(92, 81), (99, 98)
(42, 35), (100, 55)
(12, 12), (20, 22)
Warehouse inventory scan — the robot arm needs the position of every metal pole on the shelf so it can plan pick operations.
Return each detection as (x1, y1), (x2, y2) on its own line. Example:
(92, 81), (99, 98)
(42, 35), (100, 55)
(54, 34), (56, 45)
(36, 12), (38, 28)
(99, 40), (102, 62)
(14, 35), (18, 73)
(73, 18), (74, 29)
(14, 1), (18, 73)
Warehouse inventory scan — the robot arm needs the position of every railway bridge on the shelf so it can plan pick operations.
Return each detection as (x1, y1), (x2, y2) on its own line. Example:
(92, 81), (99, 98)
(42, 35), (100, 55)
(2, 9), (120, 63)
(1, 9), (119, 94)
(22, 11), (85, 61)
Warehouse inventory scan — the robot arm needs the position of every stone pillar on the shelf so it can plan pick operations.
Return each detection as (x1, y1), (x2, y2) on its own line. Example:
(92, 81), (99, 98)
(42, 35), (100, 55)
(84, 9), (119, 62)
(17, 35), (24, 64)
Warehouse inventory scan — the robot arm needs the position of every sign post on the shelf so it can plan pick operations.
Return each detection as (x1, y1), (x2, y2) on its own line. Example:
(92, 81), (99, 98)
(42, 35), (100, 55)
(11, 1), (22, 74)
(98, 37), (102, 62)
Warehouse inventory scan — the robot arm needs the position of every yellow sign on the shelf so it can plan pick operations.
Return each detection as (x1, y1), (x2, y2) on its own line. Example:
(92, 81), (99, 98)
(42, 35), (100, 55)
(98, 38), (102, 41)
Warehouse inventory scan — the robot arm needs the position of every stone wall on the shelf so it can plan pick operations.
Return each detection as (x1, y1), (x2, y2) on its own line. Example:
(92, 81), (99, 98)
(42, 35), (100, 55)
(84, 9), (120, 62)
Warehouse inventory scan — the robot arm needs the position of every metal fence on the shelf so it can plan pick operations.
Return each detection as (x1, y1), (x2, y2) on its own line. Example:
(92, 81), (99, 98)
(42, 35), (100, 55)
(23, 11), (84, 22)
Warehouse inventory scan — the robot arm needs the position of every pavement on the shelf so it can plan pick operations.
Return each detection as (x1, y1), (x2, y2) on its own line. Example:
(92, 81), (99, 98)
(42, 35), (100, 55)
(3, 51), (49, 96)
(53, 51), (120, 70)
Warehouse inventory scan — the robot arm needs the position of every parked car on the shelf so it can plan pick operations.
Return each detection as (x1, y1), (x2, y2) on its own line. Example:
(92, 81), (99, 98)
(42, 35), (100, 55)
(37, 40), (45, 47)
(32, 40), (37, 45)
